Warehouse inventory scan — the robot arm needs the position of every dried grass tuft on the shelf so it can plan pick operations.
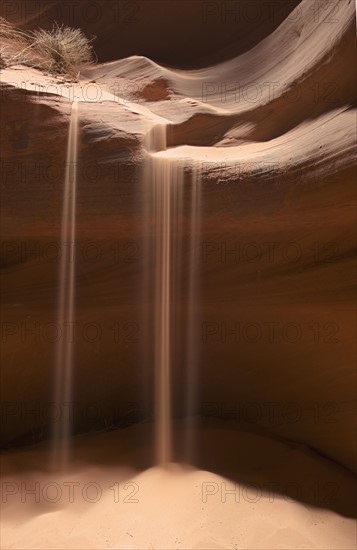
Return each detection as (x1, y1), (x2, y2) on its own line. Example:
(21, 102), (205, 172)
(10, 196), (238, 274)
(0, 18), (96, 78)
(31, 23), (96, 77)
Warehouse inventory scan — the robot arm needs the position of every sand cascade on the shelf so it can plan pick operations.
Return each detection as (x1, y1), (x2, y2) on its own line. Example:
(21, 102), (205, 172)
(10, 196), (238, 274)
(52, 101), (79, 470)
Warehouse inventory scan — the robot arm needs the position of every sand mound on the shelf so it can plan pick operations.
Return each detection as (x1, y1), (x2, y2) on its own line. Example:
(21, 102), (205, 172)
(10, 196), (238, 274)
(1, 424), (356, 549)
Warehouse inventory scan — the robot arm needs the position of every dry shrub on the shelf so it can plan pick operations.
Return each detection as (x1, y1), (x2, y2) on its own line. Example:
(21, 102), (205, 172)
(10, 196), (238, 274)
(0, 17), (31, 68)
(0, 17), (28, 41)
(0, 18), (96, 77)
(31, 23), (96, 77)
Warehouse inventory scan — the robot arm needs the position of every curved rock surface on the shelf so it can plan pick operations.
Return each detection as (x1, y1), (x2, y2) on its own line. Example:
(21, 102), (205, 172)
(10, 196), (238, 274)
(3, 0), (301, 67)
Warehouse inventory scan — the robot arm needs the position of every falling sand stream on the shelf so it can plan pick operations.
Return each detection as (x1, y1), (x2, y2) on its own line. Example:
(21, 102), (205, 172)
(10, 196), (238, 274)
(52, 109), (200, 468)
(52, 101), (79, 470)
(146, 124), (201, 464)
(146, 123), (175, 463)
